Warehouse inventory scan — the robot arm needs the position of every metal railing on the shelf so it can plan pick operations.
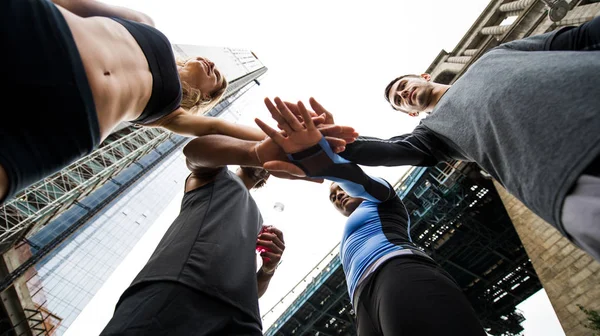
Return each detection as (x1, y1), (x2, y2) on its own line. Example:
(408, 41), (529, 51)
(262, 243), (341, 333)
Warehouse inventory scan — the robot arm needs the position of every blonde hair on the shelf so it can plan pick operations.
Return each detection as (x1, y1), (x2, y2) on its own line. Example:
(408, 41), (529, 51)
(176, 58), (228, 114)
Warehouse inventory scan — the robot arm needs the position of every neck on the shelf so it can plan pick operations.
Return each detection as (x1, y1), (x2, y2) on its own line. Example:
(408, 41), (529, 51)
(427, 84), (451, 111)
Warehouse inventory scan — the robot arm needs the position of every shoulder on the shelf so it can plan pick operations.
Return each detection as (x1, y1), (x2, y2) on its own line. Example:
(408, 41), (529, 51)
(184, 166), (226, 193)
(150, 108), (186, 127)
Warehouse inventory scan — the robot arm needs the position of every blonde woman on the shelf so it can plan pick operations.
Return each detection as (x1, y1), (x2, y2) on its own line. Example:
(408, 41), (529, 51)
(0, 0), (356, 204)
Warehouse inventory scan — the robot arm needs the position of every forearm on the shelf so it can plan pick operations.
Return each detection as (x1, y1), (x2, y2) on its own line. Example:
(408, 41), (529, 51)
(339, 135), (439, 167)
(214, 120), (266, 141)
(549, 16), (600, 51)
(257, 268), (274, 298)
(53, 0), (154, 25)
(290, 138), (394, 202)
(162, 112), (265, 141)
(498, 16), (600, 52)
(183, 135), (259, 169)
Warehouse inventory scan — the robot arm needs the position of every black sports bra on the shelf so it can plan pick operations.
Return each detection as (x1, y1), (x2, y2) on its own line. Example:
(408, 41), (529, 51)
(112, 18), (182, 125)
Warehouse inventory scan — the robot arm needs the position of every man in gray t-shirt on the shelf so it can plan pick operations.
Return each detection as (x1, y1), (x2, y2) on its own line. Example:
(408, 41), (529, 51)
(329, 18), (600, 261)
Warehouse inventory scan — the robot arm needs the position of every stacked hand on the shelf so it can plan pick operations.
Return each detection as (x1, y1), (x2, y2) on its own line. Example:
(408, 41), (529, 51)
(254, 97), (353, 180)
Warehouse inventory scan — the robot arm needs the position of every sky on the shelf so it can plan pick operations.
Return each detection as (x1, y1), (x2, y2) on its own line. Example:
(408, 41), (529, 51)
(65, 0), (565, 335)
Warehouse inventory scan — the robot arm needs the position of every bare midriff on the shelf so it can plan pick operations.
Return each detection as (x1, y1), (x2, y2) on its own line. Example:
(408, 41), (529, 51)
(57, 5), (154, 141)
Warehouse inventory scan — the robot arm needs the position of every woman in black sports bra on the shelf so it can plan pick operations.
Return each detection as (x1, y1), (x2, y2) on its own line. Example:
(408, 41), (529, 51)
(0, 0), (357, 204)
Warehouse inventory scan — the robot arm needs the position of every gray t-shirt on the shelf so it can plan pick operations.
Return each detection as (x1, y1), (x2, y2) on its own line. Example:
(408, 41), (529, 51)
(421, 30), (600, 232)
(124, 168), (263, 323)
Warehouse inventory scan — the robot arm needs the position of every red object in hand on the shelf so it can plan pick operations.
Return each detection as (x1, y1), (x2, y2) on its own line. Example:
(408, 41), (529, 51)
(256, 226), (271, 254)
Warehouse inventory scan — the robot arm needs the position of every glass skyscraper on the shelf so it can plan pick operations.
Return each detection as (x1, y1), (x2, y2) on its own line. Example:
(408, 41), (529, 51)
(0, 45), (267, 336)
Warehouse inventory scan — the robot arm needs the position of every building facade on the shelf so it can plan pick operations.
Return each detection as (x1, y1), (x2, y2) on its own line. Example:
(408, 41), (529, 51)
(0, 45), (267, 335)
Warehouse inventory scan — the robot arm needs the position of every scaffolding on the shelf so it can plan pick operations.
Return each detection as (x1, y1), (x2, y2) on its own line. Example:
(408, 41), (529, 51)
(0, 127), (177, 254)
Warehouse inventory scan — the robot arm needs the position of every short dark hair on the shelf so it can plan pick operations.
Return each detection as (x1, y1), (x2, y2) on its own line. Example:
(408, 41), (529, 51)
(383, 74), (421, 109)
(240, 166), (269, 189)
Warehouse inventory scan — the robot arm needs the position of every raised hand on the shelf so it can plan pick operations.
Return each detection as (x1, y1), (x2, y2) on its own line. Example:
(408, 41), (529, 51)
(281, 98), (357, 145)
(256, 97), (327, 154)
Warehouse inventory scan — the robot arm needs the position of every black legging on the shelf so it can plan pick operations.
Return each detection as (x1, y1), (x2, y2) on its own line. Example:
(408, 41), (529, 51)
(550, 15), (600, 51)
(355, 256), (486, 336)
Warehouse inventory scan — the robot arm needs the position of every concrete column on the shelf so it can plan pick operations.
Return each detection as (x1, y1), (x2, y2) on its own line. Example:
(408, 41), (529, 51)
(481, 25), (511, 35)
(505, 10), (522, 18)
(493, 182), (600, 336)
(499, 0), (535, 12)
(447, 56), (471, 64)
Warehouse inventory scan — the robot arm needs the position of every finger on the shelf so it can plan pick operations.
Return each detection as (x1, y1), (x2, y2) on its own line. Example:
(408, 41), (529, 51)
(256, 239), (282, 254)
(261, 230), (285, 248)
(263, 161), (306, 177)
(257, 235), (285, 251)
(303, 177), (325, 183)
(264, 98), (293, 134)
(255, 118), (286, 147)
(312, 115), (325, 127)
(275, 97), (303, 131)
(285, 101), (318, 118)
(309, 97), (332, 119)
(283, 101), (300, 118)
(297, 101), (316, 130)
(333, 146), (346, 153)
(324, 136), (346, 148)
(318, 127), (358, 144)
(266, 226), (284, 243)
(260, 251), (281, 261)
(317, 125), (357, 137)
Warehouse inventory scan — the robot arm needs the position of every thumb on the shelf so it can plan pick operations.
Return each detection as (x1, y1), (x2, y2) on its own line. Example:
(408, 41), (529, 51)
(263, 161), (306, 177)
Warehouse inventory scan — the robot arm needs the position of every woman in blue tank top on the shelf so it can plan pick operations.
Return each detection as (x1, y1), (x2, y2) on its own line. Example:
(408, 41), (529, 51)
(256, 97), (487, 336)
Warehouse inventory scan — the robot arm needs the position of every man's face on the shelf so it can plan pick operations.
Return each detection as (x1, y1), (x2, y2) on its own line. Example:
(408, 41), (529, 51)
(388, 74), (434, 116)
(329, 183), (363, 217)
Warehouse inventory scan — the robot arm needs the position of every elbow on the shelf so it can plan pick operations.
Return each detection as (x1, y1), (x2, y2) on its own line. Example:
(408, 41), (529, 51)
(182, 139), (202, 159)
(182, 142), (192, 158)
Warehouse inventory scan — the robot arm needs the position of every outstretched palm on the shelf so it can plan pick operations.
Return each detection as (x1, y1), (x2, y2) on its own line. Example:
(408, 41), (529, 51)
(256, 97), (323, 153)
(255, 97), (329, 177)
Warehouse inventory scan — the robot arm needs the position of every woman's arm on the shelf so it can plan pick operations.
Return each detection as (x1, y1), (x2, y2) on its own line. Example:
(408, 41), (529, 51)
(52, 0), (155, 26)
(159, 109), (266, 141)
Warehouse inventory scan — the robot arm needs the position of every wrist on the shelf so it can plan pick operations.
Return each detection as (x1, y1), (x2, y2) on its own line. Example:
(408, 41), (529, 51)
(256, 139), (286, 164)
(260, 266), (276, 275)
(253, 141), (264, 166)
